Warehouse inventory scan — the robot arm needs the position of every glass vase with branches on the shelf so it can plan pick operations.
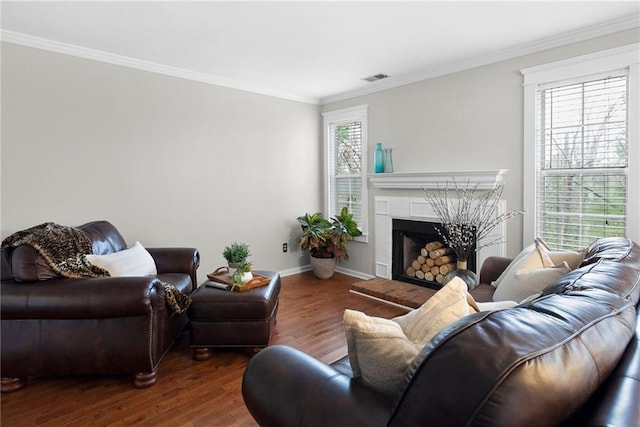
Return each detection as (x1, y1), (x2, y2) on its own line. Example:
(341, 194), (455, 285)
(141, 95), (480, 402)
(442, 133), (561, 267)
(424, 180), (524, 288)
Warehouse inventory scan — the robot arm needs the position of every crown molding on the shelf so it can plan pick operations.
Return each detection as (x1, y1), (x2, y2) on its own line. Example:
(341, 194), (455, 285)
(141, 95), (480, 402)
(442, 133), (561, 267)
(320, 14), (640, 105)
(0, 30), (321, 105)
(2, 13), (638, 107)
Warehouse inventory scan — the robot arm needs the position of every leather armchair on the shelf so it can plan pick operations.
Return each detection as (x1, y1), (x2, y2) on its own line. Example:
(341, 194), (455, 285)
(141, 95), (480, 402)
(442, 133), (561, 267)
(1, 221), (200, 392)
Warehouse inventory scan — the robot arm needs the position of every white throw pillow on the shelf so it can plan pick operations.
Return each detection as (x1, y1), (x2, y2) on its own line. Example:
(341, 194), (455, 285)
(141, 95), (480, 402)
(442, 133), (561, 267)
(476, 300), (519, 311)
(493, 261), (571, 302)
(85, 241), (157, 277)
(343, 277), (476, 396)
(491, 238), (554, 290)
(491, 238), (549, 288)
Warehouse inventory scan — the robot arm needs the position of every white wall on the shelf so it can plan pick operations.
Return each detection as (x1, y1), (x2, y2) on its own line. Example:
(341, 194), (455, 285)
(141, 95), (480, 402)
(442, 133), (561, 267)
(1, 42), (322, 278)
(323, 28), (640, 276)
(3, 28), (639, 280)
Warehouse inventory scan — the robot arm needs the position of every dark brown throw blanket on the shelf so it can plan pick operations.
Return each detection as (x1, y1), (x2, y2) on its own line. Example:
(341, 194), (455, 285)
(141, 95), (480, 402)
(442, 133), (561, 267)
(2, 222), (191, 314)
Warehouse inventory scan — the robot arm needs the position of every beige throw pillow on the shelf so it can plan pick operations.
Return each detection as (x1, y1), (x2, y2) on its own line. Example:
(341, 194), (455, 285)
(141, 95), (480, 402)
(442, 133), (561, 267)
(343, 309), (421, 396)
(393, 277), (475, 346)
(534, 237), (585, 270)
(547, 249), (585, 270)
(343, 277), (476, 396)
(85, 241), (157, 277)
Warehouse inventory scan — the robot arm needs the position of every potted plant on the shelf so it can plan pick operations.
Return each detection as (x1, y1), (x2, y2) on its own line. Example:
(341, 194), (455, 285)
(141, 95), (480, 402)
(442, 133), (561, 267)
(230, 261), (253, 291)
(297, 207), (362, 279)
(222, 242), (251, 269)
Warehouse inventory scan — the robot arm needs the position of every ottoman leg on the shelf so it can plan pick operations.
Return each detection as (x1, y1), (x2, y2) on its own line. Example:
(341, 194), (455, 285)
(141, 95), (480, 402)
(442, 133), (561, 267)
(193, 347), (213, 361)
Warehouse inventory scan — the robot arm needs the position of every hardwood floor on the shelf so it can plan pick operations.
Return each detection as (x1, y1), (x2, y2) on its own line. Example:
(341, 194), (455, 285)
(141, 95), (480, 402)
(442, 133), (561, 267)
(1, 272), (407, 426)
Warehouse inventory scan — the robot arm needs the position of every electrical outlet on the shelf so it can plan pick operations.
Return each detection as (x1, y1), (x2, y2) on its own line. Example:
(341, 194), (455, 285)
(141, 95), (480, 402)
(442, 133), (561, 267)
(282, 243), (288, 253)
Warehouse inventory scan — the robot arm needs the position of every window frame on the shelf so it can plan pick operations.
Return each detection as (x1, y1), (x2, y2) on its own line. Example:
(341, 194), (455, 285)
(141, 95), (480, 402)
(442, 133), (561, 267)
(521, 43), (640, 246)
(322, 105), (369, 243)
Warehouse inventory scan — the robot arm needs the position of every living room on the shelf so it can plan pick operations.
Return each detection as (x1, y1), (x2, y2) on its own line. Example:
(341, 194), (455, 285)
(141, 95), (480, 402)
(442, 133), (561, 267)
(2, 2), (640, 276)
(2, 1), (640, 426)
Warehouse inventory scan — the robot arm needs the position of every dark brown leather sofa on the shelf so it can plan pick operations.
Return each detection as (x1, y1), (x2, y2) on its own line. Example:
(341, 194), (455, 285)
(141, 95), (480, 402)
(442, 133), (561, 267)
(1, 221), (200, 392)
(242, 237), (640, 426)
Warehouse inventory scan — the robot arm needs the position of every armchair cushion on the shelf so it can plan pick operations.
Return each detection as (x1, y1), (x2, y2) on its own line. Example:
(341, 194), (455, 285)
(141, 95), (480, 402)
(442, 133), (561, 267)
(85, 241), (157, 276)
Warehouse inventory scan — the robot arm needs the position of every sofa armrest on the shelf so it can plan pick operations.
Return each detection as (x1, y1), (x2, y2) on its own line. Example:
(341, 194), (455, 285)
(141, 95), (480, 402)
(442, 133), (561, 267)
(242, 345), (392, 427)
(1, 277), (164, 319)
(478, 256), (513, 285)
(147, 247), (200, 289)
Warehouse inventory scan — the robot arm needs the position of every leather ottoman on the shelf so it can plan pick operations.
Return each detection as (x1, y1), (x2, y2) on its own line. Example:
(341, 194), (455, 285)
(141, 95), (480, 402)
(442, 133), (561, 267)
(188, 270), (280, 360)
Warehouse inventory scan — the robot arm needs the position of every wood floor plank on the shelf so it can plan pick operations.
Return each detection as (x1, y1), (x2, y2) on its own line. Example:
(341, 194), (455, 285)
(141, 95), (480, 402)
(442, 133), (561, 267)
(1, 272), (407, 426)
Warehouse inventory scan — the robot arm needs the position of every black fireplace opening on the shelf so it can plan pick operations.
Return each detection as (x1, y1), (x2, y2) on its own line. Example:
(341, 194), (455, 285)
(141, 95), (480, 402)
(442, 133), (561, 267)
(392, 218), (476, 289)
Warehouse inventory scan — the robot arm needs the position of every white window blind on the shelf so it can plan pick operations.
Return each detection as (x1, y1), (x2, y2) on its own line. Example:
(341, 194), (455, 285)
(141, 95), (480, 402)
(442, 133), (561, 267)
(535, 73), (628, 249)
(329, 121), (363, 221)
(323, 105), (368, 242)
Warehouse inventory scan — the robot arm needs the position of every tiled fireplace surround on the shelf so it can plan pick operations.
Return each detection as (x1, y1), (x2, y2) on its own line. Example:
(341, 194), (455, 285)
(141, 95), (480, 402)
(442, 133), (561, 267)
(369, 170), (508, 281)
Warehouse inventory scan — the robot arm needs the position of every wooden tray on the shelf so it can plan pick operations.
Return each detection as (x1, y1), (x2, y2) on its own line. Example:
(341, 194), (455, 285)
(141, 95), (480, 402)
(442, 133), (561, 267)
(206, 266), (271, 292)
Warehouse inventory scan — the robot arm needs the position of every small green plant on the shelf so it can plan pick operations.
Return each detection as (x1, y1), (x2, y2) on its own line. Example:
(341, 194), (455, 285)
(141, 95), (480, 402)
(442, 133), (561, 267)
(231, 261), (253, 291)
(222, 242), (251, 265)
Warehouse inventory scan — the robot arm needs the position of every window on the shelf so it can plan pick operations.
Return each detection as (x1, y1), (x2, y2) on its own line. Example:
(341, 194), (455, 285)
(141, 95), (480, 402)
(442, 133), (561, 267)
(536, 74), (628, 249)
(522, 44), (639, 248)
(322, 105), (368, 242)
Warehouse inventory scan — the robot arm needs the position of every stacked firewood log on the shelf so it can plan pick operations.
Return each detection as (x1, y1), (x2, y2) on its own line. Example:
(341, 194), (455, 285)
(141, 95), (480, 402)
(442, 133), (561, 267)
(406, 241), (457, 284)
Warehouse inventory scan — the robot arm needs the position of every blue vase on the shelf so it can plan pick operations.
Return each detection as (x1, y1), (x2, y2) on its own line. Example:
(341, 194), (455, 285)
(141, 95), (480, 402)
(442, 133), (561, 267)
(384, 148), (393, 173)
(374, 143), (384, 173)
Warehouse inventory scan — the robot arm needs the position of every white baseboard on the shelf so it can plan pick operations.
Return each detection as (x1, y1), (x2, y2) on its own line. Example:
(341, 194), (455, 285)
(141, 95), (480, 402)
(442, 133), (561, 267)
(277, 265), (312, 277)
(335, 266), (375, 280)
(278, 264), (373, 280)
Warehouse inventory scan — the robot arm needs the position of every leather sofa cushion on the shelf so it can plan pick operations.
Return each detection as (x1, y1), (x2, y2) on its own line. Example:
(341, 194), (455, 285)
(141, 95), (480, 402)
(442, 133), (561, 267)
(78, 221), (127, 255)
(11, 245), (59, 282)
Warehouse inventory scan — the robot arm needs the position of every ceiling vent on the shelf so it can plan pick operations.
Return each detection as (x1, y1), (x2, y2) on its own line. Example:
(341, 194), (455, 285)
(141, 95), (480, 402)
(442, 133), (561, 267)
(363, 73), (389, 82)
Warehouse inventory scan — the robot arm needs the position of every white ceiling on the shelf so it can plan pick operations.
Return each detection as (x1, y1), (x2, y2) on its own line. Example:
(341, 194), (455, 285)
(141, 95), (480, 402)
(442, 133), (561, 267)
(1, 1), (639, 104)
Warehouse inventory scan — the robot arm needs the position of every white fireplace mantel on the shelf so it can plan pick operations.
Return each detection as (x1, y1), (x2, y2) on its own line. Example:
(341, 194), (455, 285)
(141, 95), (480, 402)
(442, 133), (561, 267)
(368, 169), (508, 190)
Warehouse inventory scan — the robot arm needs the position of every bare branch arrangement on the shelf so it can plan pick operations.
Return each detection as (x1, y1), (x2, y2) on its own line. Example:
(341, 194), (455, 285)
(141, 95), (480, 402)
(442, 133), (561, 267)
(424, 180), (525, 263)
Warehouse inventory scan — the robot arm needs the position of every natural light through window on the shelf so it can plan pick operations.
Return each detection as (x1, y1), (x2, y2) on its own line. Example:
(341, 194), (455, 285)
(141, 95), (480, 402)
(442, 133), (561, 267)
(522, 44), (639, 248)
(536, 74), (628, 249)
(322, 105), (368, 242)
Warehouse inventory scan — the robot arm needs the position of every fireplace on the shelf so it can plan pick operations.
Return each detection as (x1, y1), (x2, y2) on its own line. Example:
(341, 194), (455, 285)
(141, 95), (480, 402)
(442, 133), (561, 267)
(373, 195), (506, 282)
(392, 219), (476, 288)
